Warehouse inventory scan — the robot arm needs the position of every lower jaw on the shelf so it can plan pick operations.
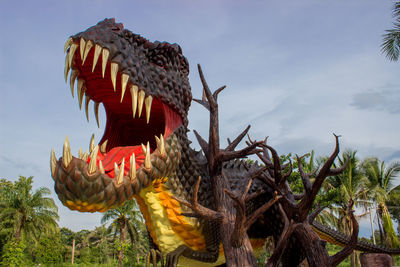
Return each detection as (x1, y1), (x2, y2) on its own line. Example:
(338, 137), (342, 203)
(52, 132), (182, 212)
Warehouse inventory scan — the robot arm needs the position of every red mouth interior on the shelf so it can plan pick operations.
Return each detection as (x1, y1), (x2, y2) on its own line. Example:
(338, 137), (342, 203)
(72, 43), (182, 178)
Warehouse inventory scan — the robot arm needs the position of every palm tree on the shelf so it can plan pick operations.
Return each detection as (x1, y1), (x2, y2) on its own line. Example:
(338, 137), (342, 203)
(85, 225), (113, 263)
(362, 157), (400, 248)
(325, 150), (367, 228)
(0, 176), (59, 241)
(101, 199), (145, 267)
(324, 150), (367, 267)
(382, 1), (400, 61)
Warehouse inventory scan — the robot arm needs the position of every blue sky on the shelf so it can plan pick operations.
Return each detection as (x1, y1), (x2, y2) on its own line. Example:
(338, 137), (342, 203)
(1, 0), (400, 238)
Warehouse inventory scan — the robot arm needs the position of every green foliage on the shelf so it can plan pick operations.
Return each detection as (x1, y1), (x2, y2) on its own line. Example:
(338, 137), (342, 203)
(0, 179), (14, 255)
(381, 205), (400, 247)
(322, 150), (368, 237)
(0, 238), (26, 267)
(60, 227), (74, 246)
(386, 190), (400, 225)
(101, 199), (148, 265)
(0, 176), (59, 241)
(382, 1), (400, 61)
(362, 158), (400, 247)
(34, 232), (63, 264)
(0, 176), (152, 266)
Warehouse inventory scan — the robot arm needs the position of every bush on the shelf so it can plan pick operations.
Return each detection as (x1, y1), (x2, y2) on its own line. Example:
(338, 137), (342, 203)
(0, 238), (26, 267)
(34, 234), (63, 264)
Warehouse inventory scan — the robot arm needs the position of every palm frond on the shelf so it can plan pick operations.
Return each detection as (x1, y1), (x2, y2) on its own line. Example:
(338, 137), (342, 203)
(381, 23), (400, 61)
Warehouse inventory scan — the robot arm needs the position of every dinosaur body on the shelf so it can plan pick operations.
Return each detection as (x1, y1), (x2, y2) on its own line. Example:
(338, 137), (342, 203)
(51, 19), (400, 266)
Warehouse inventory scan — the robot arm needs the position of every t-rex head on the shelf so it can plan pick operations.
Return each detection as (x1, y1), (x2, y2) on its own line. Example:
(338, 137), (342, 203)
(51, 18), (192, 212)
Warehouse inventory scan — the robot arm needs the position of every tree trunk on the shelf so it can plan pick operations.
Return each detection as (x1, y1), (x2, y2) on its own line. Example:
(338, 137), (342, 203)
(14, 214), (25, 240)
(293, 223), (331, 267)
(350, 251), (355, 267)
(376, 209), (385, 245)
(369, 208), (376, 245)
(118, 220), (127, 267)
(71, 239), (75, 264)
(214, 174), (257, 267)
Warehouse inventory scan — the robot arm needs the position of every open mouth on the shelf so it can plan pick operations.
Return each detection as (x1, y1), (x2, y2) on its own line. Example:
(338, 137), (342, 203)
(51, 37), (183, 212)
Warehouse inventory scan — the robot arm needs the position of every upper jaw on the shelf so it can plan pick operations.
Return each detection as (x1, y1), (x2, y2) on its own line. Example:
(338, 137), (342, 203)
(53, 31), (186, 212)
(64, 20), (192, 126)
(61, 32), (185, 170)
(64, 35), (155, 124)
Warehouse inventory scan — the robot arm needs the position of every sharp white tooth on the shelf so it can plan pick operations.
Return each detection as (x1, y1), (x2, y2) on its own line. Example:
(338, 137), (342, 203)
(102, 49), (109, 78)
(114, 162), (119, 177)
(64, 37), (73, 53)
(145, 95), (153, 124)
(94, 102), (100, 128)
(141, 143), (146, 154)
(129, 153), (136, 180)
(62, 136), (72, 168)
(100, 140), (108, 154)
(50, 149), (57, 177)
(88, 145), (99, 174)
(85, 95), (91, 122)
(145, 142), (152, 169)
(82, 151), (88, 161)
(117, 158), (125, 184)
(82, 40), (93, 65)
(89, 134), (95, 153)
(99, 160), (105, 174)
(77, 79), (85, 109)
(80, 86), (86, 110)
(120, 74), (129, 102)
(69, 69), (78, 97)
(155, 136), (160, 148)
(110, 63), (118, 91)
(130, 85), (138, 118)
(80, 38), (86, 59)
(64, 54), (70, 83)
(68, 43), (78, 67)
(159, 134), (166, 156)
(138, 90), (145, 117)
(92, 44), (102, 72)
(78, 147), (83, 158)
(155, 135), (165, 156)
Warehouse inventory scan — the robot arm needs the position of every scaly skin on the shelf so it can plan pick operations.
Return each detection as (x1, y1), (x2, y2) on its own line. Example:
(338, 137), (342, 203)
(52, 18), (400, 266)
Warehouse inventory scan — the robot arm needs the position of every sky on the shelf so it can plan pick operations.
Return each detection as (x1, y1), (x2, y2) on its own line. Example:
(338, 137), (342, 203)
(1, 0), (400, 238)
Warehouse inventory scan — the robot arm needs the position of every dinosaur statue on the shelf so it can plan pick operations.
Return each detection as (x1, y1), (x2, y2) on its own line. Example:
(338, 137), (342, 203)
(50, 18), (400, 266)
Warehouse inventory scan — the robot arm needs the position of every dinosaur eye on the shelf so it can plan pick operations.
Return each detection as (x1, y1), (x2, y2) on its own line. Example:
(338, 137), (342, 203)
(111, 26), (122, 32)
(156, 59), (165, 68)
(152, 55), (167, 69)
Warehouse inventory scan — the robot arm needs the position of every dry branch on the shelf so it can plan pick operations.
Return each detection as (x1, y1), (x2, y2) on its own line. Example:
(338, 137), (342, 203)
(172, 177), (223, 221)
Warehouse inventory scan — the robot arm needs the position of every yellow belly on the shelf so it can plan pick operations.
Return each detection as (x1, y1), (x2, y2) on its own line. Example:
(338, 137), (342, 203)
(134, 178), (266, 266)
(134, 178), (226, 266)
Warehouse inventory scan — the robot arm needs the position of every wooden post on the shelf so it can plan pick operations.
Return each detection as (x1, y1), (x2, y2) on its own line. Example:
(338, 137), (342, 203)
(71, 238), (75, 264)
(360, 253), (394, 267)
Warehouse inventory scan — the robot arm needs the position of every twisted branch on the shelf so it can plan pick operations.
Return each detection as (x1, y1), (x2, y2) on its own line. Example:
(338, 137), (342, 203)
(172, 177), (223, 221)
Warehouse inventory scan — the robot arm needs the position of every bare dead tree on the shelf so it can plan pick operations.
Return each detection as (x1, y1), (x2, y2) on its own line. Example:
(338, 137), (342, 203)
(173, 65), (288, 266)
(248, 137), (359, 267)
(174, 64), (357, 266)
